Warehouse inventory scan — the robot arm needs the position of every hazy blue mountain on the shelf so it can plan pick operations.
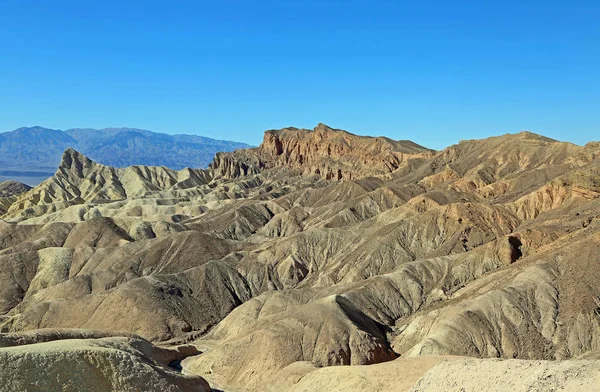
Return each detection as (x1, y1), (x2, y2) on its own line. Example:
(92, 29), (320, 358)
(0, 127), (77, 171)
(0, 126), (251, 170)
(0, 126), (252, 185)
(65, 127), (251, 169)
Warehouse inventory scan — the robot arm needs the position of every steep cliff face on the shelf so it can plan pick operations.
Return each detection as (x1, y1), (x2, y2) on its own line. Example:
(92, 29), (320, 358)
(211, 123), (433, 180)
(210, 150), (261, 178)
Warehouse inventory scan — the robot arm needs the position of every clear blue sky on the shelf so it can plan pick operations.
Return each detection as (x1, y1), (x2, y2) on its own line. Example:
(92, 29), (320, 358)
(1, 0), (598, 149)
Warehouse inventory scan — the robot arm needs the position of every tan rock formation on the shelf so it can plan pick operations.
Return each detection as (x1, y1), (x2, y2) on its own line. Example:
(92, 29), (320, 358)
(0, 329), (210, 392)
(0, 181), (31, 198)
(211, 123), (433, 180)
(1, 125), (600, 391)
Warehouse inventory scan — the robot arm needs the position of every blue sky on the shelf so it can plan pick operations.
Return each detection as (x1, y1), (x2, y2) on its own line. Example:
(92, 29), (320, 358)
(1, 0), (598, 149)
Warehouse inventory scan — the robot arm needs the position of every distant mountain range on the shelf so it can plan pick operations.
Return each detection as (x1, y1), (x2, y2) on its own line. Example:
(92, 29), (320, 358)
(0, 126), (252, 175)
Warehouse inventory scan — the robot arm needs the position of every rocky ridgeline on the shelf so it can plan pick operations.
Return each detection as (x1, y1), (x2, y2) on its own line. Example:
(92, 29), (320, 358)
(211, 123), (433, 180)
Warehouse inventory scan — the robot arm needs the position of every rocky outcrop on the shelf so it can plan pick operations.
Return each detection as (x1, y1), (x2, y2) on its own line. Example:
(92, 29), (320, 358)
(210, 150), (261, 178)
(0, 181), (31, 198)
(211, 123), (433, 180)
(0, 181), (31, 215)
(0, 330), (210, 392)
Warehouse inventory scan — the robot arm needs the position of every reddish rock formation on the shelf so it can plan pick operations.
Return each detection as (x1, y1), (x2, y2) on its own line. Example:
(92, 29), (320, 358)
(211, 123), (433, 180)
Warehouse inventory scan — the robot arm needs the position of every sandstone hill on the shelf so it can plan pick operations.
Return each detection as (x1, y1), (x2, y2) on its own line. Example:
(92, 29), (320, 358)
(1, 124), (600, 391)
(0, 181), (31, 198)
(0, 181), (31, 216)
(0, 329), (210, 392)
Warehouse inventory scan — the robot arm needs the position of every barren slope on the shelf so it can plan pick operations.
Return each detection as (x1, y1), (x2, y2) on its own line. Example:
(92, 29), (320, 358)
(0, 329), (210, 392)
(1, 124), (600, 391)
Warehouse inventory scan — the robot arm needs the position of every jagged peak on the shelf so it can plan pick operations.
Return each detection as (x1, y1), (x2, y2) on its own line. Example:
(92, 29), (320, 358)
(314, 122), (336, 133)
(59, 148), (94, 172)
